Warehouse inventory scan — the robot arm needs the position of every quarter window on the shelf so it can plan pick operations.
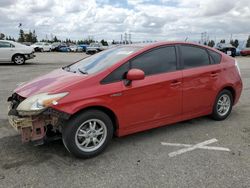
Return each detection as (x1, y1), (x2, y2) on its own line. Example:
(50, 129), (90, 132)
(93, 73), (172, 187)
(181, 45), (210, 69)
(208, 50), (221, 64)
(130, 46), (177, 76)
(0, 42), (12, 48)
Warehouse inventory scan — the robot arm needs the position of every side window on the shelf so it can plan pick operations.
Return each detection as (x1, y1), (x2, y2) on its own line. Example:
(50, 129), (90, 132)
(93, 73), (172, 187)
(181, 45), (210, 69)
(130, 46), (177, 76)
(0, 42), (11, 48)
(208, 50), (221, 64)
(101, 62), (129, 84)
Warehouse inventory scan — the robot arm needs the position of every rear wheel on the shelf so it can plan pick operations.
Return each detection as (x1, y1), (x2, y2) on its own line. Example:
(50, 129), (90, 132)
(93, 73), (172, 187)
(211, 89), (233, 120)
(62, 110), (114, 158)
(13, 54), (25, 65)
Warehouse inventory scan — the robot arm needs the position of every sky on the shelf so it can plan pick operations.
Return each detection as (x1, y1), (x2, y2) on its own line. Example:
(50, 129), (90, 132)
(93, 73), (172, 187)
(0, 0), (250, 43)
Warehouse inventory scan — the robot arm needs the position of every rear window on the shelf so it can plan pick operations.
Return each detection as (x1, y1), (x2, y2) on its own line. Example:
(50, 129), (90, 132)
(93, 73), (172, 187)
(208, 50), (221, 64)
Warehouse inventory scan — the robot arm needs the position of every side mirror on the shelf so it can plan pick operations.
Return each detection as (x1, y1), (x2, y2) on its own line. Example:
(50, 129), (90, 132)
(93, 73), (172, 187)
(125, 69), (145, 86)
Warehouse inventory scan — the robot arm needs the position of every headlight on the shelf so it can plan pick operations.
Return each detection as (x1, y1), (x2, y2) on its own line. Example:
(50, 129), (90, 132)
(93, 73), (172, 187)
(16, 92), (68, 115)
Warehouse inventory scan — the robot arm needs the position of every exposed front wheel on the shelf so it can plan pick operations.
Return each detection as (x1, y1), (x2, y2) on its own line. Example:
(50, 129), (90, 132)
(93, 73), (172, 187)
(13, 54), (25, 65)
(211, 89), (233, 120)
(62, 110), (114, 158)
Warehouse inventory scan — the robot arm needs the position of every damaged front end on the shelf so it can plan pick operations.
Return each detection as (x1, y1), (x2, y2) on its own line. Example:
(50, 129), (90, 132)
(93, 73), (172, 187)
(7, 93), (70, 145)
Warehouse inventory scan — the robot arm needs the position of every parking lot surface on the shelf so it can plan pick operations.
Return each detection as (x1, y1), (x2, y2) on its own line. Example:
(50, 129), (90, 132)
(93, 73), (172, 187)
(0, 53), (249, 188)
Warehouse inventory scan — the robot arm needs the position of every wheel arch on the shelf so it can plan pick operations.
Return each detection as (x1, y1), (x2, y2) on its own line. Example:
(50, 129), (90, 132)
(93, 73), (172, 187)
(72, 105), (119, 135)
(12, 53), (25, 61)
(219, 85), (236, 103)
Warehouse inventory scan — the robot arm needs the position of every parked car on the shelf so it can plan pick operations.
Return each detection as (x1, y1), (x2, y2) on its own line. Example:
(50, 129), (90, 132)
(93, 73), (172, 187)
(86, 42), (106, 54)
(215, 43), (236, 57)
(31, 42), (52, 52)
(58, 46), (71, 52)
(69, 45), (84, 52)
(53, 43), (68, 52)
(240, 48), (250, 56)
(0, 40), (35, 65)
(78, 44), (89, 52)
(51, 42), (61, 51)
(7, 42), (242, 158)
(235, 48), (241, 56)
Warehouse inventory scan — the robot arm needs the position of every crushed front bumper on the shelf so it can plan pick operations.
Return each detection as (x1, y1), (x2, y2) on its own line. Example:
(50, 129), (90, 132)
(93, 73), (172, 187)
(8, 115), (46, 143)
(7, 93), (70, 143)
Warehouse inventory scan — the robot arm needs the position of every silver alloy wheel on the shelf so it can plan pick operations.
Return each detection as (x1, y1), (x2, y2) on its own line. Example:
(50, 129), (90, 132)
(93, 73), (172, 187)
(14, 55), (24, 64)
(217, 94), (231, 116)
(75, 119), (107, 152)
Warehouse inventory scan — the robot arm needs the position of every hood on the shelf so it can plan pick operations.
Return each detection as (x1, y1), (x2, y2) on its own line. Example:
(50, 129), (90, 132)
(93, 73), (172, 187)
(15, 68), (87, 98)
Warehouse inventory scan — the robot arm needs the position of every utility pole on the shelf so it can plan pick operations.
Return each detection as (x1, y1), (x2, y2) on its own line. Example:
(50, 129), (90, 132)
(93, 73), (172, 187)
(120, 34), (123, 44)
(129, 33), (131, 44)
(124, 33), (127, 44)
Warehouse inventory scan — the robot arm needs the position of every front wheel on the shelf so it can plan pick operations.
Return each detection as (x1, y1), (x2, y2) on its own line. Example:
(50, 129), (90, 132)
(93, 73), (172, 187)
(211, 89), (233, 121)
(13, 54), (25, 65)
(62, 110), (114, 158)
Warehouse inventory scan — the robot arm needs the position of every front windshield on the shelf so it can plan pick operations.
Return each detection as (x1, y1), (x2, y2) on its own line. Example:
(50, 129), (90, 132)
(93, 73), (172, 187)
(66, 46), (142, 75)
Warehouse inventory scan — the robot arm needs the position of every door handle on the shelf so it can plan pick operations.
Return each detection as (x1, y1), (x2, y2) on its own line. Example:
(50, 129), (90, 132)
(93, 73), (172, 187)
(170, 80), (181, 87)
(210, 71), (219, 78)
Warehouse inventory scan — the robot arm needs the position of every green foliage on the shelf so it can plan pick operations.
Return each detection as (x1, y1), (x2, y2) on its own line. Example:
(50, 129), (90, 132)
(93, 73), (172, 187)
(246, 35), (250, 48)
(208, 40), (215, 47)
(0, 33), (5, 39)
(220, 39), (226, 43)
(100, 39), (108, 46)
(230, 39), (239, 48)
(18, 29), (37, 43)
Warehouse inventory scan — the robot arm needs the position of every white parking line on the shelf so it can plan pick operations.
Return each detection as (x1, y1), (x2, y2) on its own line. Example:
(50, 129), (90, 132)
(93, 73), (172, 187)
(161, 138), (230, 158)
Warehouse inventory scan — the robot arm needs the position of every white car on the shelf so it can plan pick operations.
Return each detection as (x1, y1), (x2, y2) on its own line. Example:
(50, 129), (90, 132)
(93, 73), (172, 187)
(0, 40), (35, 65)
(31, 42), (52, 52)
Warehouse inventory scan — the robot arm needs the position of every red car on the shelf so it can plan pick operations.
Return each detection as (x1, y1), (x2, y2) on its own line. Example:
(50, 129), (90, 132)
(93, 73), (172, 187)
(240, 48), (250, 56)
(8, 42), (242, 158)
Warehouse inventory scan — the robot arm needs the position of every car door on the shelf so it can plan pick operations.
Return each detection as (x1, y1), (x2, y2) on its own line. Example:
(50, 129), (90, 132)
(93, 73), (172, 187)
(179, 45), (221, 119)
(103, 46), (182, 132)
(0, 41), (14, 61)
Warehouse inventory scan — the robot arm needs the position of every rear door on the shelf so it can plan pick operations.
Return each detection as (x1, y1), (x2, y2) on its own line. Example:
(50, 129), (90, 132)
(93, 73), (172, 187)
(0, 41), (14, 61)
(179, 45), (221, 118)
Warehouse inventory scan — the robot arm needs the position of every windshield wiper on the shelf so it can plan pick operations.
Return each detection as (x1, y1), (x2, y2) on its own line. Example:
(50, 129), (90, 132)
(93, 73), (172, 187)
(78, 68), (88, 74)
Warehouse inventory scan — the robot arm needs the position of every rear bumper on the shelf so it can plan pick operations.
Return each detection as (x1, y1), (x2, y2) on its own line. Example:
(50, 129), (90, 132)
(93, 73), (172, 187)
(24, 53), (35, 60)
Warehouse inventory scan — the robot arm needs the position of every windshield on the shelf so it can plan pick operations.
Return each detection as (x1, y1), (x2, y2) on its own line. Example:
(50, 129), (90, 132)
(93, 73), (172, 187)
(66, 46), (142, 75)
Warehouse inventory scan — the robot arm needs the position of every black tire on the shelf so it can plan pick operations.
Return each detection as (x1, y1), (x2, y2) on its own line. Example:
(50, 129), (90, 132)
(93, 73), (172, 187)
(13, 54), (25, 65)
(211, 89), (233, 121)
(62, 110), (114, 158)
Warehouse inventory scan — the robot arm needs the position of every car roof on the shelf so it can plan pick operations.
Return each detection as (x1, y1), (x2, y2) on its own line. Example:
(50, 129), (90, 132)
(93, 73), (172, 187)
(122, 41), (218, 52)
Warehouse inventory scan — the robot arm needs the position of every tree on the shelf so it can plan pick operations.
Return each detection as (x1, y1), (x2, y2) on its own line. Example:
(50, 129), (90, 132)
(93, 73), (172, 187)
(246, 35), (250, 48)
(208, 40), (215, 47)
(18, 29), (25, 42)
(100, 39), (108, 46)
(32, 30), (37, 43)
(220, 39), (225, 43)
(0, 33), (5, 39)
(230, 39), (239, 48)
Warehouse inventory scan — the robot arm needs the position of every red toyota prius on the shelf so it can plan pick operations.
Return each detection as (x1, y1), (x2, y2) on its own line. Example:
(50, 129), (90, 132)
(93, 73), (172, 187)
(8, 42), (242, 158)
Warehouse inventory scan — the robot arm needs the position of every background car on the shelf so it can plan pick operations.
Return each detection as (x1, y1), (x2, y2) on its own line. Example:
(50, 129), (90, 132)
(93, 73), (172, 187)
(78, 44), (89, 52)
(58, 46), (71, 52)
(0, 40), (35, 65)
(240, 48), (250, 56)
(86, 42), (106, 54)
(215, 43), (236, 57)
(31, 42), (52, 52)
